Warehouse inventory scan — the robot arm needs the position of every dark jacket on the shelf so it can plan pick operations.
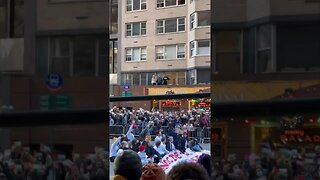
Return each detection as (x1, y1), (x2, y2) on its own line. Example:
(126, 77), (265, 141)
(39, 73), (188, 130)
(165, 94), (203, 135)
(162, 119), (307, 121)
(145, 145), (161, 159)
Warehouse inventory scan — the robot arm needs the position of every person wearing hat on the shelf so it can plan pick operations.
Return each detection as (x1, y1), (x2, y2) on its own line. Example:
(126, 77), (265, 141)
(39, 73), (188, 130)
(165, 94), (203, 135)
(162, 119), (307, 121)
(138, 145), (149, 166)
(113, 150), (142, 180)
(141, 163), (165, 180)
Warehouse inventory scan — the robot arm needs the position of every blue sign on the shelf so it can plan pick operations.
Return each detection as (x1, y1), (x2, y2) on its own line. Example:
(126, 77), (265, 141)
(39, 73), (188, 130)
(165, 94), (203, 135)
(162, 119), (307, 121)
(46, 74), (63, 91)
(123, 84), (130, 91)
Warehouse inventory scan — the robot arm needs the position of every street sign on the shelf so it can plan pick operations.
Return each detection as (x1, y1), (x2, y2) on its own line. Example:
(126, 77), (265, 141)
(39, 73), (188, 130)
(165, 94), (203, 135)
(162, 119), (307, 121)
(54, 95), (71, 109)
(45, 74), (63, 91)
(39, 95), (71, 110)
(122, 91), (132, 97)
(123, 84), (130, 91)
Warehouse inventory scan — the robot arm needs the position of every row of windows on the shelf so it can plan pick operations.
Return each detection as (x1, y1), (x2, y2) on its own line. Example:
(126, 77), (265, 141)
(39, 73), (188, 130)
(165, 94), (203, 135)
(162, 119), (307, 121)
(215, 23), (320, 74)
(126, 0), (186, 12)
(124, 40), (210, 62)
(121, 69), (210, 86)
(125, 11), (210, 37)
(37, 36), (108, 77)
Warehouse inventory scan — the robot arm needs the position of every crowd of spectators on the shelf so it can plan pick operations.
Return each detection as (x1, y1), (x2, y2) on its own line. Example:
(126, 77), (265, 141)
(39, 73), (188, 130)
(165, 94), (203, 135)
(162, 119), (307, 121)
(211, 146), (320, 180)
(109, 107), (212, 179)
(0, 143), (108, 180)
(109, 106), (211, 141)
(112, 149), (212, 180)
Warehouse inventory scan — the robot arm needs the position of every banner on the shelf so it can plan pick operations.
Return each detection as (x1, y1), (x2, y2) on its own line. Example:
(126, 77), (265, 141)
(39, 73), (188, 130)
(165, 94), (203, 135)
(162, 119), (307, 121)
(158, 149), (210, 174)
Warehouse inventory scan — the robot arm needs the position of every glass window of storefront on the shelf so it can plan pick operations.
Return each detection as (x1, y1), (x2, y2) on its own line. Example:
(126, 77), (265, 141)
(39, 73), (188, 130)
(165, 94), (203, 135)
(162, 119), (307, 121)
(50, 37), (71, 76)
(73, 36), (96, 76)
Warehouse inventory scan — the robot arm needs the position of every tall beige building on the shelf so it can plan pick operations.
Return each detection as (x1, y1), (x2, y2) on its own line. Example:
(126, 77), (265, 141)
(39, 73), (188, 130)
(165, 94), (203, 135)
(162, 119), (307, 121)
(118, 0), (211, 86)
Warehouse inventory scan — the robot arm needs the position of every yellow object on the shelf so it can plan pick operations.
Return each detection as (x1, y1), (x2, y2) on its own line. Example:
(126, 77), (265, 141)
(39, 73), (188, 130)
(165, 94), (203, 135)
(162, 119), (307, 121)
(113, 137), (117, 142)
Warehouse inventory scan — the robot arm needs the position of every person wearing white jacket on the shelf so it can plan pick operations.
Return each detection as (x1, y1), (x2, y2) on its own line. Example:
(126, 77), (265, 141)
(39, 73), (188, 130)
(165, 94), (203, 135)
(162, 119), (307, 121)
(137, 145), (149, 166)
(126, 122), (135, 142)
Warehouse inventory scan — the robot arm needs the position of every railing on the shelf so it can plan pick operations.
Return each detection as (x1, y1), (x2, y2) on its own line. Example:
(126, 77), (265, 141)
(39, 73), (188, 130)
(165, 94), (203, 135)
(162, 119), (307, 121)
(109, 124), (211, 143)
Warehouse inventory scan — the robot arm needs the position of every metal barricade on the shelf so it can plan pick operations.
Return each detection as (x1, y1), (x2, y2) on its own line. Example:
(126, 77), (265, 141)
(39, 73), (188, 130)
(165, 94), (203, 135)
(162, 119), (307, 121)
(203, 127), (211, 143)
(188, 127), (211, 143)
(109, 125), (124, 137)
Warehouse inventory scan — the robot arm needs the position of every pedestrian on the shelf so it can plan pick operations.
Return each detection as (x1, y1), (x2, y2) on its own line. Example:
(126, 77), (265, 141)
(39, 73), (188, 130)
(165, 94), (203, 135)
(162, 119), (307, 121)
(138, 145), (149, 166)
(151, 74), (157, 85)
(162, 74), (170, 85)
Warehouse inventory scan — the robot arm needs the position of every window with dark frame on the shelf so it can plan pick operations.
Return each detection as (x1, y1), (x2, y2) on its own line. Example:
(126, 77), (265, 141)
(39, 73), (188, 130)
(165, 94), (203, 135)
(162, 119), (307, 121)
(0, 0), (24, 38)
(127, 0), (147, 12)
(126, 22), (147, 37)
(157, 17), (185, 34)
(157, 0), (185, 8)
(125, 47), (147, 62)
(156, 44), (185, 60)
(50, 37), (71, 76)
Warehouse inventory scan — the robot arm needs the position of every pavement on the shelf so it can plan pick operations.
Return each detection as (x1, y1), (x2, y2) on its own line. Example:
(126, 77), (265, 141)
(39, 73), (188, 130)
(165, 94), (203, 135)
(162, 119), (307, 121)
(108, 139), (210, 178)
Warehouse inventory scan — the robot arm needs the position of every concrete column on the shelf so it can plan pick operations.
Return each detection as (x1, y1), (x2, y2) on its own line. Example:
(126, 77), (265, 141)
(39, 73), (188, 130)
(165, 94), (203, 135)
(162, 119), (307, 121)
(0, 74), (11, 149)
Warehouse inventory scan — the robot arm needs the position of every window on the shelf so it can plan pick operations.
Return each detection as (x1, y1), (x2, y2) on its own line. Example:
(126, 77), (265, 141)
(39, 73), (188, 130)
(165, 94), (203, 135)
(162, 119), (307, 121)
(215, 31), (241, 75)
(177, 71), (186, 85)
(126, 22), (146, 37)
(190, 11), (210, 30)
(190, 40), (210, 57)
(73, 36), (96, 76)
(157, 0), (185, 8)
(13, 0), (24, 37)
(127, 0), (146, 12)
(125, 47), (147, 62)
(157, 18), (185, 34)
(256, 24), (273, 73)
(47, 36), (107, 77)
(197, 69), (210, 84)
(0, 0), (8, 37)
(197, 11), (210, 27)
(50, 37), (71, 76)
(122, 74), (133, 85)
(190, 13), (196, 29)
(109, 40), (117, 74)
(0, 0), (24, 38)
(141, 73), (147, 85)
(111, 2), (118, 34)
(188, 69), (196, 85)
(133, 73), (140, 85)
(156, 44), (185, 60)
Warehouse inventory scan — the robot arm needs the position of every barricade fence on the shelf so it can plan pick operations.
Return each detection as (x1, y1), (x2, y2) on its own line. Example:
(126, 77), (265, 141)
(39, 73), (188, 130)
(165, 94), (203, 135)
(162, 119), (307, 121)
(109, 125), (211, 143)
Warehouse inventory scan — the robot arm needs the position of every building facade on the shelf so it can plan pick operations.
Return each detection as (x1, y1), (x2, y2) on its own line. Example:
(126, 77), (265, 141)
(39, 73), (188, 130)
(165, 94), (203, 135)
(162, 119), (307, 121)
(0, 0), (110, 153)
(119, 0), (210, 86)
(212, 0), (320, 158)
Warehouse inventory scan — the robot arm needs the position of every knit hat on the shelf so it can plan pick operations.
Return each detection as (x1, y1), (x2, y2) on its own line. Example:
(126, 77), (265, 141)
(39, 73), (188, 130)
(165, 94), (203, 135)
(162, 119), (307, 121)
(141, 163), (165, 180)
(139, 145), (146, 152)
(114, 150), (142, 180)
